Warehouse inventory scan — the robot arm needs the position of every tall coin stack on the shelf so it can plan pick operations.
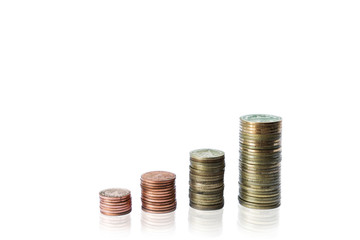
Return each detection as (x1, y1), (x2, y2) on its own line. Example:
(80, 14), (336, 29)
(99, 188), (132, 216)
(141, 171), (177, 213)
(239, 114), (282, 209)
(189, 149), (225, 210)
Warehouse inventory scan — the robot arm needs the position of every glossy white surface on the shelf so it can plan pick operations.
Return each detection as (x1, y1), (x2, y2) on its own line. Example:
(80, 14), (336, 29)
(1, 1), (359, 239)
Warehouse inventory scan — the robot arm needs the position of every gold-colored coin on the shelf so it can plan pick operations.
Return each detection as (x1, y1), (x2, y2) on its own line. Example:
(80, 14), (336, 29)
(190, 201), (224, 210)
(189, 148), (225, 210)
(239, 114), (282, 209)
(238, 196), (280, 209)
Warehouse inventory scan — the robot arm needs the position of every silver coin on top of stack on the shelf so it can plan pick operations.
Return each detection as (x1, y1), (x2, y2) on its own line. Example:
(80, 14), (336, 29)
(189, 149), (225, 210)
(239, 114), (282, 209)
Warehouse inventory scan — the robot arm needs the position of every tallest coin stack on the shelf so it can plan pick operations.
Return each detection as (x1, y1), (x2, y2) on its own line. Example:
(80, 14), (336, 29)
(239, 114), (282, 209)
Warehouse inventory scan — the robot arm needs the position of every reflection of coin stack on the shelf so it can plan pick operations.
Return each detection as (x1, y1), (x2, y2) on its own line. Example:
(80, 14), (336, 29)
(141, 210), (175, 233)
(99, 214), (131, 232)
(99, 188), (132, 216)
(141, 171), (177, 213)
(188, 207), (223, 236)
(239, 114), (282, 209)
(238, 204), (279, 233)
(189, 149), (225, 210)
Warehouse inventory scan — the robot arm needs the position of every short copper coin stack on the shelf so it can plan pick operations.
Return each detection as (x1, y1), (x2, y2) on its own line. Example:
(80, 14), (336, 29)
(99, 188), (132, 216)
(141, 171), (177, 213)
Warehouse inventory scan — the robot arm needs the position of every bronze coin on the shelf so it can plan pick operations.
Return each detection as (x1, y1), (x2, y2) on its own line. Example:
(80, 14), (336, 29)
(140, 170), (176, 214)
(141, 171), (176, 182)
(99, 188), (132, 215)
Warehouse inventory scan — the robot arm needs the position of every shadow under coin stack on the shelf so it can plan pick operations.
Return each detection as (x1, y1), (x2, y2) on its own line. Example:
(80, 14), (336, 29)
(99, 188), (132, 216)
(141, 171), (177, 213)
(239, 114), (282, 209)
(189, 149), (225, 210)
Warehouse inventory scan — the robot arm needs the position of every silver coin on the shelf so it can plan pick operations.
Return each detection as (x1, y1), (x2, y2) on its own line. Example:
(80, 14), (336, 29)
(190, 148), (225, 160)
(100, 188), (130, 198)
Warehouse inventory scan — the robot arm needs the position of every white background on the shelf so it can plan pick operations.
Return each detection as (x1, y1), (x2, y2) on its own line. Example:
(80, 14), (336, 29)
(1, 1), (359, 239)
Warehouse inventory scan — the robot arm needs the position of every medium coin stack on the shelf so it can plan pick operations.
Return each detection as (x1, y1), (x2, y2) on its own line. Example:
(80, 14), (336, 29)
(239, 114), (282, 209)
(189, 149), (225, 210)
(141, 171), (177, 213)
(99, 188), (132, 216)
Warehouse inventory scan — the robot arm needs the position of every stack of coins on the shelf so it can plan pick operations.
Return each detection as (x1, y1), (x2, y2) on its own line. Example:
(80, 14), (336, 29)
(99, 188), (132, 216)
(189, 149), (225, 210)
(239, 114), (282, 209)
(141, 171), (177, 213)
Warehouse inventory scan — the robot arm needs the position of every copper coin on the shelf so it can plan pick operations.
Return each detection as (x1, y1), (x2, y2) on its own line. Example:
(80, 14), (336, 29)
(99, 188), (132, 215)
(100, 207), (132, 213)
(141, 198), (176, 205)
(142, 202), (176, 210)
(100, 206), (131, 212)
(142, 206), (176, 214)
(100, 202), (131, 208)
(141, 192), (176, 200)
(100, 209), (132, 216)
(140, 184), (175, 190)
(141, 171), (176, 213)
(141, 171), (176, 183)
(100, 198), (131, 204)
(142, 190), (175, 195)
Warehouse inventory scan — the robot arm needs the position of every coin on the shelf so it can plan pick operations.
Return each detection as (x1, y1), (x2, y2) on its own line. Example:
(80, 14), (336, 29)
(99, 188), (132, 216)
(141, 171), (176, 183)
(189, 202), (224, 211)
(141, 171), (177, 213)
(238, 196), (280, 209)
(190, 149), (225, 160)
(239, 114), (282, 209)
(189, 148), (225, 210)
(240, 114), (282, 123)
